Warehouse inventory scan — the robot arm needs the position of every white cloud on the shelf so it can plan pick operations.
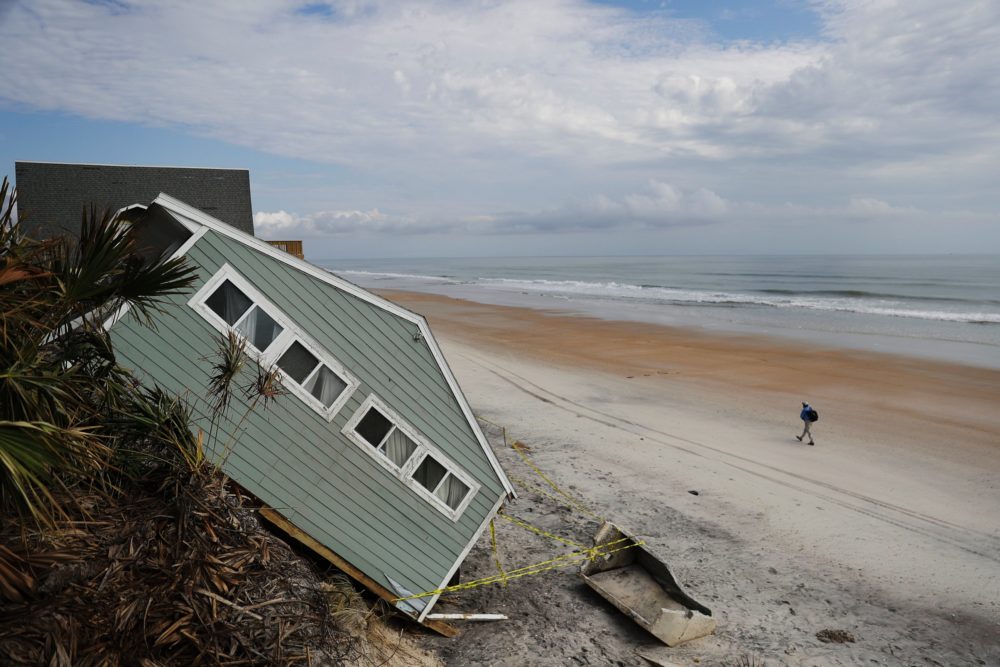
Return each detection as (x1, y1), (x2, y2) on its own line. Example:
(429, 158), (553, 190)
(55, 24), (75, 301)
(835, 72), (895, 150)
(1, 0), (998, 250)
(255, 207), (394, 236)
(256, 180), (990, 244)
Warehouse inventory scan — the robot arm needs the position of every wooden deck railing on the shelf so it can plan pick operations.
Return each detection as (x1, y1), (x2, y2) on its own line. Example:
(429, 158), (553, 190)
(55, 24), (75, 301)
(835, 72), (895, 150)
(265, 240), (304, 259)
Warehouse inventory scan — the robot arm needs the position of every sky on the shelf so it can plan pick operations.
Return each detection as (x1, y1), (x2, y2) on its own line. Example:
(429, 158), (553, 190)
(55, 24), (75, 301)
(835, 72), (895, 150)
(0, 0), (998, 259)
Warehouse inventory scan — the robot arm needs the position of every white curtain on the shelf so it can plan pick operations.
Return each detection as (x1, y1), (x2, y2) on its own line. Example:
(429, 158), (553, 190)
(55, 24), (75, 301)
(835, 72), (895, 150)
(383, 429), (416, 468)
(237, 307), (283, 351)
(235, 305), (259, 342)
(436, 475), (469, 509)
(306, 366), (346, 407)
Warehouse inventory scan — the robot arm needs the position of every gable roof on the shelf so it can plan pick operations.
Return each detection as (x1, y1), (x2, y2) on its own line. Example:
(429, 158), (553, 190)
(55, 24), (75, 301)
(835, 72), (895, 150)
(14, 161), (255, 239)
(145, 192), (516, 499)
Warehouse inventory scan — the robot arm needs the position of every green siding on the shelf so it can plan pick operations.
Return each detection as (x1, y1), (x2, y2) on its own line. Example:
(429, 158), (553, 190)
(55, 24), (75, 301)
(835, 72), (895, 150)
(110, 229), (505, 604)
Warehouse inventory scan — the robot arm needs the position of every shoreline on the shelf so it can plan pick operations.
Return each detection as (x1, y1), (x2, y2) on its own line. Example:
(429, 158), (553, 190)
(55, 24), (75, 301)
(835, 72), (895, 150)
(377, 288), (1000, 665)
(329, 255), (1000, 371)
(380, 288), (1000, 454)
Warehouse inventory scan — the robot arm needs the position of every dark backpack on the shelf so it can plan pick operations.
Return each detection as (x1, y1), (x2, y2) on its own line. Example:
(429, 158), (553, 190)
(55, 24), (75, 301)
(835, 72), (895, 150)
(808, 408), (819, 422)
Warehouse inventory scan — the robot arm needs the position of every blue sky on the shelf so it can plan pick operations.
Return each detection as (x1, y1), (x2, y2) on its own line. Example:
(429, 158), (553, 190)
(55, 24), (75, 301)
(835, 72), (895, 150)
(1, 0), (998, 258)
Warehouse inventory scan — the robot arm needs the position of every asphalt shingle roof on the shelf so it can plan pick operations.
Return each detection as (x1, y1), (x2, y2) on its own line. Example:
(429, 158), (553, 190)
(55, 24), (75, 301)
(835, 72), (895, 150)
(14, 161), (255, 238)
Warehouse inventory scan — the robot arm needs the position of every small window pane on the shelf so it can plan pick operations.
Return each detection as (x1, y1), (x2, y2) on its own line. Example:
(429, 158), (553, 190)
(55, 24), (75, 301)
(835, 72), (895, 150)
(355, 407), (393, 448)
(382, 429), (417, 468)
(435, 474), (470, 510)
(413, 455), (447, 492)
(277, 341), (319, 384)
(205, 279), (252, 325)
(235, 306), (283, 351)
(304, 365), (347, 407)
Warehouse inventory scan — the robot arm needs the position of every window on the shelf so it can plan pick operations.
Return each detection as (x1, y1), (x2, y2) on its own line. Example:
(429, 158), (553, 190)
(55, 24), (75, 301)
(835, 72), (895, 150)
(190, 264), (358, 421)
(236, 306), (283, 351)
(343, 395), (478, 519)
(204, 279), (284, 352)
(305, 366), (348, 408)
(354, 404), (418, 469)
(206, 280), (252, 326)
(413, 454), (471, 511)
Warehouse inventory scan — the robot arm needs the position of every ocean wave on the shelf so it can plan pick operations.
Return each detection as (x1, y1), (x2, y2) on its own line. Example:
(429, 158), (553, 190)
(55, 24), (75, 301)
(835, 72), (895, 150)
(756, 288), (1000, 305)
(477, 278), (1000, 324)
(333, 269), (457, 283)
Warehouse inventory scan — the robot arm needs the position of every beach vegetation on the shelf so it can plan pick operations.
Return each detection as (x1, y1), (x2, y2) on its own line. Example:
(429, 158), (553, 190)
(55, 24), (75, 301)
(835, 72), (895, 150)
(0, 178), (402, 665)
(0, 175), (197, 526)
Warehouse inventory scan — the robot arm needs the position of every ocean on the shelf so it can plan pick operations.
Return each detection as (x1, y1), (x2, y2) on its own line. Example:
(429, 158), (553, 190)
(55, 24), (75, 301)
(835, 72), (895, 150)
(319, 255), (1000, 370)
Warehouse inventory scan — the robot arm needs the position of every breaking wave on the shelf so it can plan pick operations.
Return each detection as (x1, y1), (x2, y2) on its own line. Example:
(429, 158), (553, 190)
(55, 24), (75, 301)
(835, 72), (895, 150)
(476, 278), (1000, 324)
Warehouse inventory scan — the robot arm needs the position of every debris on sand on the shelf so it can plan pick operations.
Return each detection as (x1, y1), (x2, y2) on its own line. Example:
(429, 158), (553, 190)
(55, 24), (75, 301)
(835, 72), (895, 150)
(816, 628), (856, 643)
(0, 467), (438, 666)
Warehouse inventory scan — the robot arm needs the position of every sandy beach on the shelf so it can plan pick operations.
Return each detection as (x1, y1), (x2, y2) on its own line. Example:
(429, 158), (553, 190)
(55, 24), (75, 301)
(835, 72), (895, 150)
(377, 290), (1000, 666)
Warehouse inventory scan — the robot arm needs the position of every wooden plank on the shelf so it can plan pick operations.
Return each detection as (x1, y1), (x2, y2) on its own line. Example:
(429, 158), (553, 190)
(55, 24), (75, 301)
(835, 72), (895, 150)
(257, 506), (459, 638)
(426, 613), (508, 621)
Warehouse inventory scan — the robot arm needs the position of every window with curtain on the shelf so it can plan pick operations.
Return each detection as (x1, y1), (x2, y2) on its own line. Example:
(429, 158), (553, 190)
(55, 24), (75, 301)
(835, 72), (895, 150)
(235, 306), (283, 351)
(277, 341), (349, 409)
(413, 454), (471, 511)
(206, 280), (252, 326)
(353, 406), (417, 470)
(193, 266), (357, 420)
(345, 397), (476, 517)
(205, 279), (283, 352)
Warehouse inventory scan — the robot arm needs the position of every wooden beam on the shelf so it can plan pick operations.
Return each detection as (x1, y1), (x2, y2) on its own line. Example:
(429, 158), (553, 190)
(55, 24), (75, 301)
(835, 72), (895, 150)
(257, 507), (458, 638)
(427, 613), (508, 621)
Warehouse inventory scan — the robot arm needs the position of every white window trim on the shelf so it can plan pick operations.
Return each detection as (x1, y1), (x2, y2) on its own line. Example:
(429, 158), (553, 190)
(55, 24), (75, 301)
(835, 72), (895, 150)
(343, 394), (480, 521)
(189, 263), (358, 422)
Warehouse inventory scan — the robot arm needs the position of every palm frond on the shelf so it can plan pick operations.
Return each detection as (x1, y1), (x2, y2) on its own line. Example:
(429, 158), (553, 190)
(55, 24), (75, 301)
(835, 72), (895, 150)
(244, 361), (285, 408)
(116, 387), (203, 472)
(0, 420), (106, 526)
(208, 331), (248, 416)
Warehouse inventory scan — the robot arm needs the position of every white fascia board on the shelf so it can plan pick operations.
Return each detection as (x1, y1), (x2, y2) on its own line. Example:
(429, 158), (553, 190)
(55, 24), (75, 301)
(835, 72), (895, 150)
(152, 193), (419, 322)
(419, 319), (516, 498)
(112, 203), (148, 220)
(152, 192), (516, 498)
(417, 492), (507, 622)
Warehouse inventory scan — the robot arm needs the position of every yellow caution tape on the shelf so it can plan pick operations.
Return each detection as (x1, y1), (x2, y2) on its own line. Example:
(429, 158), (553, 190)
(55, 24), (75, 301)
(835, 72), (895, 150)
(496, 511), (586, 550)
(508, 474), (596, 520)
(400, 414), (625, 605)
(509, 444), (604, 521)
(476, 412), (603, 521)
(394, 538), (642, 602)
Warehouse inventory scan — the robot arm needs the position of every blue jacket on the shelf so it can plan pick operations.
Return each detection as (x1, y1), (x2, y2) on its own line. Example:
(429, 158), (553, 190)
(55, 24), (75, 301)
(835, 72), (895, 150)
(800, 405), (811, 421)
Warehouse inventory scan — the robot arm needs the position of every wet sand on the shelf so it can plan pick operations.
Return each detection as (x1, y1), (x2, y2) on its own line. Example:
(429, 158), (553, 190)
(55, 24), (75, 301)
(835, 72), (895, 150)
(379, 290), (1000, 666)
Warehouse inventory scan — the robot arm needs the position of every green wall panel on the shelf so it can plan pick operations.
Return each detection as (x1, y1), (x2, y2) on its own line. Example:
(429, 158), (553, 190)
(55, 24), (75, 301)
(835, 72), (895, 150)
(110, 229), (506, 603)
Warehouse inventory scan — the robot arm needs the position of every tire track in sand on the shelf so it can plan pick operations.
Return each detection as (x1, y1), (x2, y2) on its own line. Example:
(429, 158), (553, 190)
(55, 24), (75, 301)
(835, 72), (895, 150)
(459, 350), (1000, 565)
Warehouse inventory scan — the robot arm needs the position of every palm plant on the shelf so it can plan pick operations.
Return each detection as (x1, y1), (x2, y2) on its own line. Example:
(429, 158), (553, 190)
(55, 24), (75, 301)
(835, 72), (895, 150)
(0, 176), (199, 526)
(206, 330), (285, 467)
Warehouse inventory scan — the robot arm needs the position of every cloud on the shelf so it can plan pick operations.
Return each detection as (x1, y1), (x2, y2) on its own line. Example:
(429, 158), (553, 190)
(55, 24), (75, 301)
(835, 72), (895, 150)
(0, 0), (824, 169)
(255, 207), (400, 235)
(1, 0), (998, 249)
(254, 180), (733, 237)
(256, 180), (990, 243)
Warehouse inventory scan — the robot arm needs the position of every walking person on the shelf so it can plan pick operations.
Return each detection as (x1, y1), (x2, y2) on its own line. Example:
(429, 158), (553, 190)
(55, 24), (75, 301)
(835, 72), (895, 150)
(796, 401), (817, 445)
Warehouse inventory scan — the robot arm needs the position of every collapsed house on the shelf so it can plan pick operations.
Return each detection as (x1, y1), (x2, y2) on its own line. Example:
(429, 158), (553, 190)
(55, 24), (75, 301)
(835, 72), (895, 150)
(103, 193), (515, 626)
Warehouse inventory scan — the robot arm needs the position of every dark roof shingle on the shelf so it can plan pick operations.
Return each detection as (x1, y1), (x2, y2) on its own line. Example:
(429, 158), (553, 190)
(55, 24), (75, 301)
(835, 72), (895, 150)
(14, 161), (255, 238)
